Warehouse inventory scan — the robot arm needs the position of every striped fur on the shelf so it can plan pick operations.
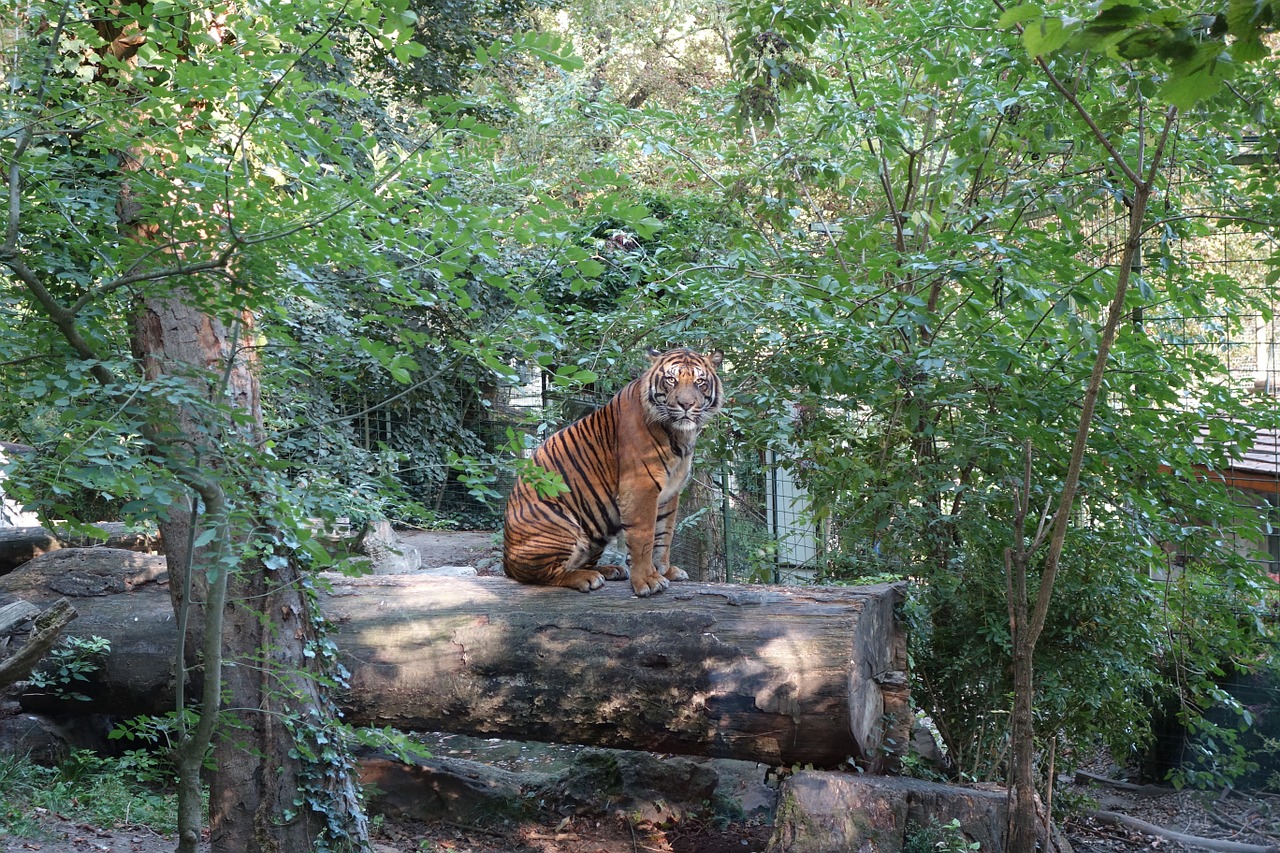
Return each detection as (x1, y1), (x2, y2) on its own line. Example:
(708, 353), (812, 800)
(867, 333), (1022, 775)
(503, 348), (724, 597)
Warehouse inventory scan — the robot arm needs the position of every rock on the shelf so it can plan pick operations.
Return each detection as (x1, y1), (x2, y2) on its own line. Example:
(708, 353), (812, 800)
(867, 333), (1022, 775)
(0, 712), (71, 764)
(358, 741), (778, 832)
(355, 520), (422, 574)
(910, 716), (952, 775)
(543, 748), (719, 824)
(419, 565), (477, 577)
(0, 711), (115, 764)
(701, 758), (777, 821)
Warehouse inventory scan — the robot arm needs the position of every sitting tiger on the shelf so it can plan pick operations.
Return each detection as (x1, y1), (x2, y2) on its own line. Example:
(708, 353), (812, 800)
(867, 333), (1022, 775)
(503, 347), (724, 597)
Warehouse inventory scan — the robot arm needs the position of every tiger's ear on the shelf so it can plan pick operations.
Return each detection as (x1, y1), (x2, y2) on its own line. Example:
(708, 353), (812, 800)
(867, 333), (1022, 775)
(646, 346), (663, 360)
(709, 349), (724, 367)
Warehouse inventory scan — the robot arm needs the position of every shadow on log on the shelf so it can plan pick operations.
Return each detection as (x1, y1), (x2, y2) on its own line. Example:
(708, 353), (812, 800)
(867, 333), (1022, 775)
(0, 548), (909, 769)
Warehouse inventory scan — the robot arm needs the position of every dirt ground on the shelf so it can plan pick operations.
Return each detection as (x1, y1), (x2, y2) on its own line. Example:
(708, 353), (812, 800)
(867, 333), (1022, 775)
(5, 773), (1276, 853)
(395, 528), (499, 573)
(3, 530), (1277, 852)
(0, 813), (771, 853)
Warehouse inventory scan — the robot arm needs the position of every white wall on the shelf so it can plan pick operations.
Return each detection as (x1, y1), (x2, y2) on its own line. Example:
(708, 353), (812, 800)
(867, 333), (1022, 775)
(0, 449), (41, 528)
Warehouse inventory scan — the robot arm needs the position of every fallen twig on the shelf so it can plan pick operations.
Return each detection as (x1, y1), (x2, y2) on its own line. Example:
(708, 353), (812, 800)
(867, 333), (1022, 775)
(1074, 770), (1175, 798)
(1090, 810), (1280, 853)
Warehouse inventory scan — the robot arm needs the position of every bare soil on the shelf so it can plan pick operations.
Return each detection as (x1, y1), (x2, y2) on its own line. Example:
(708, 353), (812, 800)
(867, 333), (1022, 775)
(395, 528), (499, 573)
(1061, 780), (1279, 852)
(4, 776), (1276, 853)
(0, 813), (772, 853)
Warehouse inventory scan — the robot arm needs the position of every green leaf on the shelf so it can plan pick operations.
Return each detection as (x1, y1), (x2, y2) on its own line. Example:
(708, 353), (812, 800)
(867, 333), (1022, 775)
(997, 4), (1043, 28)
(1158, 59), (1229, 107)
(576, 259), (606, 278)
(1023, 16), (1078, 57)
(1226, 0), (1262, 33)
(1230, 36), (1269, 62)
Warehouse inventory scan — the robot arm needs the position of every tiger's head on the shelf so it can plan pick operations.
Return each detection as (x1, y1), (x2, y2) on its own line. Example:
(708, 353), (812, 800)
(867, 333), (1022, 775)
(643, 347), (724, 435)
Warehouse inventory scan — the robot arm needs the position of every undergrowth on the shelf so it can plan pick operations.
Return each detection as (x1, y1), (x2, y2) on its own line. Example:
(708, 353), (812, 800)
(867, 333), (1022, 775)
(0, 749), (184, 840)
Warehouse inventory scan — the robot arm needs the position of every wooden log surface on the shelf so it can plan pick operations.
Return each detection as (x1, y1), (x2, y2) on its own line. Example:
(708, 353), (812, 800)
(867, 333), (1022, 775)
(0, 548), (909, 769)
(0, 523), (162, 575)
(0, 598), (78, 690)
(0, 526), (62, 575)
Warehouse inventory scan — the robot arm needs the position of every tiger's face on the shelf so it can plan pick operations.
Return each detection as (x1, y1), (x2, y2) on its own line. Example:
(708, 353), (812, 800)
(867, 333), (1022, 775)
(644, 348), (724, 434)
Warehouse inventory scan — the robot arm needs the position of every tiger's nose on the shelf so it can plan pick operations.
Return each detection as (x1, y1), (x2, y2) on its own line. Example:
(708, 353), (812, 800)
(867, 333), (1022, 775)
(673, 390), (701, 411)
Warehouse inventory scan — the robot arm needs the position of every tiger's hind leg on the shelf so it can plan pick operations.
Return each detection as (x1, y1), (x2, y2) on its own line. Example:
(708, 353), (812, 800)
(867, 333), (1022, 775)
(503, 511), (618, 593)
(558, 534), (633, 590)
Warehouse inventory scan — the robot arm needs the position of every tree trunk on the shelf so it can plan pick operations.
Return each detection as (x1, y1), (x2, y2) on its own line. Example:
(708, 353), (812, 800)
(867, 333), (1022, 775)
(131, 300), (366, 853)
(1006, 646), (1040, 853)
(2, 549), (910, 770)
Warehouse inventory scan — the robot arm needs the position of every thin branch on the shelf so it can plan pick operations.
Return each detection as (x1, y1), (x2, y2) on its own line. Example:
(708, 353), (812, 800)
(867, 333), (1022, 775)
(1145, 107), (1178, 187)
(793, 166), (851, 280)
(1036, 64), (1142, 187)
(4, 3), (71, 254)
(992, 0), (1145, 187)
(3, 253), (115, 385)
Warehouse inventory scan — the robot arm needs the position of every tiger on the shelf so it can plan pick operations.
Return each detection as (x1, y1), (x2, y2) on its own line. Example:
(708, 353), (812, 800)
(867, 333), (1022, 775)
(502, 347), (724, 597)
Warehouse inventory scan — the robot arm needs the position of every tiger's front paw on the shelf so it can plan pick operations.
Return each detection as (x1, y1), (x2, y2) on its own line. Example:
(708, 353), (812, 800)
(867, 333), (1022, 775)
(662, 565), (689, 581)
(631, 571), (670, 598)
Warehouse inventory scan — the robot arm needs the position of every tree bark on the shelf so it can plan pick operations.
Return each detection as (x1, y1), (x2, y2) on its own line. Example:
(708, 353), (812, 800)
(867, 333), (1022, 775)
(0, 598), (77, 690)
(131, 299), (367, 853)
(1, 549), (910, 769)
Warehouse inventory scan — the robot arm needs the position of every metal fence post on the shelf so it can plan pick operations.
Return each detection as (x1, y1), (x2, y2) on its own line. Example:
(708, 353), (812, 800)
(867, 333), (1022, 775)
(721, 463), (732, 583)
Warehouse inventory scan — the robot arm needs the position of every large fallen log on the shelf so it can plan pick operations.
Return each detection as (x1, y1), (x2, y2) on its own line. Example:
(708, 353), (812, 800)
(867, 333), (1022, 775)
(0, 523), (163, 575)
(0, 526), (62, 575)
(0, 548), (909, 769)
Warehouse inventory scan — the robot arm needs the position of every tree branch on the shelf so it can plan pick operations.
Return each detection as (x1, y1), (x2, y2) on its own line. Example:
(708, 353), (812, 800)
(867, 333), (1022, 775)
(1027, 104), (1178, 643)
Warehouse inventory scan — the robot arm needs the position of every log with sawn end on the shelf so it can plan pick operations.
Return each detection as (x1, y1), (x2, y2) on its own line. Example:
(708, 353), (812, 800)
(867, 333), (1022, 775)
(0, 548), (909, 769)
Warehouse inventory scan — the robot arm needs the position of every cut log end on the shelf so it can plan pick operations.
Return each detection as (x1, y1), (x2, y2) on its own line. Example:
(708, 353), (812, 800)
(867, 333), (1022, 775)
(2, 550), (909, 769)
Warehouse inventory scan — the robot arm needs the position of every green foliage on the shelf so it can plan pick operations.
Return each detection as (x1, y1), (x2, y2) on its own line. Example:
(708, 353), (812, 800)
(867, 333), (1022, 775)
(1001, 0), (1280, 108)
(516, 0), (1280, 789)
(29, 636), (111, 703)
(110, 710), (213, 780)
(355, 1), (566, 102)
(903, 818), (980, 853)
(727, 0), (842, 129)
(4, 0), (1278, 822)
(0, 750), (183, 838)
